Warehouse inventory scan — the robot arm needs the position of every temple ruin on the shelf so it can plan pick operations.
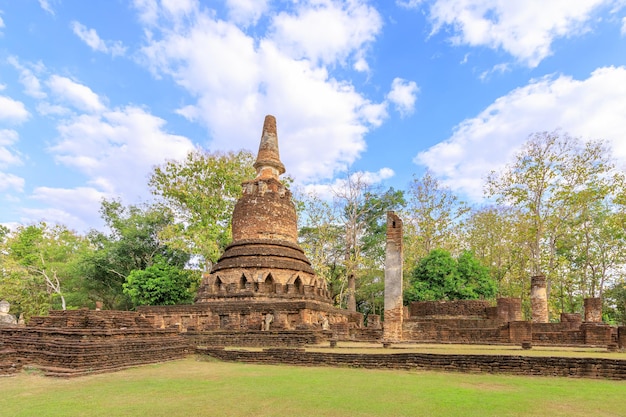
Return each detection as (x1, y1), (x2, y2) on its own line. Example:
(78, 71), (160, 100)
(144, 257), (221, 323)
(1, 116), (625, 379)
(138, 115), (360, 344)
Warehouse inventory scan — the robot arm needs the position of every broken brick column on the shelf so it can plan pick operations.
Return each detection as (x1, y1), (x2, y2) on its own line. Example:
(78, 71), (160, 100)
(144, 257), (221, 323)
(530, 275), (548, 323)
(383, 212), (403, 342)
(584, 297), (602, 323)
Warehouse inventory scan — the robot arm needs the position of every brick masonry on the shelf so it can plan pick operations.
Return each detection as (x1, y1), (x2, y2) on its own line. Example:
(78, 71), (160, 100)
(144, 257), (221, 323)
(198, 347), (626, 380)
(383, 211), (403, 342)
(531, 275), (549, 323)
(0, 310), (189, 377)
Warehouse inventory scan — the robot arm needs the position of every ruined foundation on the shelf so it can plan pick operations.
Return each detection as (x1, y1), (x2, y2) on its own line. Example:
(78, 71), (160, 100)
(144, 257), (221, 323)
(0, 310), (189, 376)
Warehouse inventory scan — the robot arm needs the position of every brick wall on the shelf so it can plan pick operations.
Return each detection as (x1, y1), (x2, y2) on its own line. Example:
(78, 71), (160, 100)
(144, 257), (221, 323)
(198, 347), (626, 380)
(409, 300), (492, 318)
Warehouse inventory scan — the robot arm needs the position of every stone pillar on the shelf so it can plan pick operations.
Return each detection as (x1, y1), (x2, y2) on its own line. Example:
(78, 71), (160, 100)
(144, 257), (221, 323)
(530, 275), (548, 323)
(618, 326), (626, 350)
(497, 298), (522, 322)
(584, 297), (602, 323)
(383, 212), (403, 342)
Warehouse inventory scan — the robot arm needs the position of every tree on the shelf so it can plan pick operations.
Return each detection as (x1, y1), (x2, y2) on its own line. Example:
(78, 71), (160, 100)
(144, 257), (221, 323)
(486, 131), (624, 315)
(123, 257), (197, 306)
(403, 171), (469, 273)
(149, 149), (256, 268)
(298, 193), (345, 304)
(0, 223), (91, 318)
(81, 199), (191, 310)
(404, 249), (496, 303)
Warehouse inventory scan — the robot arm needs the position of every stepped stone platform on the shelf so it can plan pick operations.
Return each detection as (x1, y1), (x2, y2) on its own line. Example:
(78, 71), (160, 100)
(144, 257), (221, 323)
(0, 347), (22, 377)
(0, 310), (189, 377)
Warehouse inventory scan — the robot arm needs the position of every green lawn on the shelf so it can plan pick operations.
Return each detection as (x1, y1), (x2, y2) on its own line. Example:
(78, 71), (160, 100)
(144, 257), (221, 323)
(1, 357), (624, 417)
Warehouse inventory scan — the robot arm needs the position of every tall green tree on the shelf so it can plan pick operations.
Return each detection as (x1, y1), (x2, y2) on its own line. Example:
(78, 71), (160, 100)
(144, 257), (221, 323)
(81, 199), (192, 310)
(486, 131), (623, 315)
(149, 149), (256, 268)
(0, 223), (91, 319)
(403, 171), (469, 274)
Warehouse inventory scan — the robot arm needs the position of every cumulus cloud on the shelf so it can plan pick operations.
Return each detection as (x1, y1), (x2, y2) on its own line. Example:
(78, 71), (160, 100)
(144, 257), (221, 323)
(269, 0), (382, 66)
(386, 78), (419, 117)
(0, 96), (30, 123)
(415, 66), (626, 201)
(71, 21), (126, 57)
(426, 0), (613, 67)
(622, 16), (626, 34)
(49, 106), (195, 198)
(47, 75), (106, 113)
(226, 0), (269, 26)
(138, 0), (387, 183)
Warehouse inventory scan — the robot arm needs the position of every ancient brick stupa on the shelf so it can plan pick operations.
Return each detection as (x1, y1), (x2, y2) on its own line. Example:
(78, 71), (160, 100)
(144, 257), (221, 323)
(195, 115), (331, 303)
(138, 116), (352, 339)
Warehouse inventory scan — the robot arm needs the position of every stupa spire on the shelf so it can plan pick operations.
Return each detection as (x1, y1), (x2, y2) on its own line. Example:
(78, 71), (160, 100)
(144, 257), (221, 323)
(253, 115), (286, 179)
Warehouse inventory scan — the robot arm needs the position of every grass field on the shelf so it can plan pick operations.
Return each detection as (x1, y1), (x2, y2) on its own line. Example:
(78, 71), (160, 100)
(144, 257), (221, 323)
(1, 356), (624, 417)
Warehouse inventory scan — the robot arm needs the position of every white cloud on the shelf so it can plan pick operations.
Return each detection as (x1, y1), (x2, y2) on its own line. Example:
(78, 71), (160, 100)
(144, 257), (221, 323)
(27, 187), (109, 231)
(226, 0), (269, 26)
(133, 0), (160, 26)
(479, 63), (511, 81)
(49, 106), (196, 199)
(0, 129), (22, 168)
(0, 128), (23, 194)
(386, 78), (419, 117)
(622, 16), (626, 34)
(427, 0), (613, 67)
(0, 172), (24, 193)
(269, 0), (382, 67)
(0, 96), (30, 123)
(415, 66), (626, 201)
(47, 75), (106, 113)
(38, 0), (55, 15)
(7, 56), (47, 99)
(303, 168), (395, 199)
(37, 102), (71, 116)
(70, 21), (126, 57)
(396, 0), (425, 8)
(138, 2), (387, 183)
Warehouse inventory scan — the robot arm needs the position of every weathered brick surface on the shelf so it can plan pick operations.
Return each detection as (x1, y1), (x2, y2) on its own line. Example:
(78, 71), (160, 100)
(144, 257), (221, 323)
(619, 327), (626, 349)
(198, 348), (626, 380)
(531, 275), (549, 323)
(195, 116), (331, 305)
(187, 330), (328, 347)
(384, 212), (403, 342)
(496, 298), (522, 322)
(0, 310), (189, 377)
(584, 298), (603, 323)
(0, 347), (22, 376)
(139, 300), (355, 339)
(409, 300), (492, 318)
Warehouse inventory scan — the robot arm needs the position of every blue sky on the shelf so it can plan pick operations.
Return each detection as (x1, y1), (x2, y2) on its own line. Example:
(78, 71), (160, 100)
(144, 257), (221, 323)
(1, 0), (626, 232)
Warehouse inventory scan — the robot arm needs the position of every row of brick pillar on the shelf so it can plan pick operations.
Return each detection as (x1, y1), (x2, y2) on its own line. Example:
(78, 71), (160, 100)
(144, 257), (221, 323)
(530, 275), (603, 323)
